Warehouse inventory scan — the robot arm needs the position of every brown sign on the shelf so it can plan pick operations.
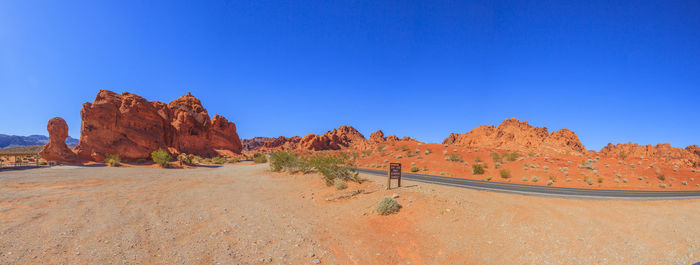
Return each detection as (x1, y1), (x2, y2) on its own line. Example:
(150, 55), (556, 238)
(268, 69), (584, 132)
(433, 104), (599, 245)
(389, 163), (401, 179)
(387, 163), (401, 189)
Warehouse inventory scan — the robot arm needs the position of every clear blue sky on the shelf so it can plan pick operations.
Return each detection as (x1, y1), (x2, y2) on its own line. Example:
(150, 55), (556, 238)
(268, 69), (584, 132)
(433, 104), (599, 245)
(1, 1), (698, 150)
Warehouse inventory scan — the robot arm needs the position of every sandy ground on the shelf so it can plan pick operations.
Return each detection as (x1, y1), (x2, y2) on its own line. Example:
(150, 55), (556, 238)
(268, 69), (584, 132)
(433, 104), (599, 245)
(1, 163), (699, 264)
(356, 142), (700, 190)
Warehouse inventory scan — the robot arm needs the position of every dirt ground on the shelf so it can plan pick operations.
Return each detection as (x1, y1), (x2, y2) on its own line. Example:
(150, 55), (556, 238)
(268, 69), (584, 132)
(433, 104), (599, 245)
(0, 163), (698, 264)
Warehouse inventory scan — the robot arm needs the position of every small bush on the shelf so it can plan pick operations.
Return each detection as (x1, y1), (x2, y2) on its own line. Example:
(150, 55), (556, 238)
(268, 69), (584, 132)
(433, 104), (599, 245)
(659, 183), (666, 188)
(682, 181), (688, 185)
(531, 176), (539, 182)
(446, 153), (463, 162)
(585, 176), (594, 185)
(105, 154), (121, 167)
(151, 148), (172, 168)
(521, 176), (528, 181)
(486, 176), (492, 181)
(177, 153), (194, 166)
(657, 174), (666, 181)
(490, 152), (502, 163)
(503, 152), (519, 162)
(547, 180), (553, 185)
(253, 153), (268, 163)
(472, 164), (485, 175)
(309, 153), (360, 186)
(410, 166), (419, 172)
(212, 156), (226, 164)
(376, 197), (401, 215)
(499, 169), (511, 179)
(334, 178), (347, 190)
(597, 177), (603, 183)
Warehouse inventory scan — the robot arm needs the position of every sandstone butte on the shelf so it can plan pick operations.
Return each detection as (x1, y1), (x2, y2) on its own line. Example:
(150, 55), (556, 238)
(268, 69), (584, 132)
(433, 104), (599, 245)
(41, 90), (243, 162)
(39, 117), (78, 163)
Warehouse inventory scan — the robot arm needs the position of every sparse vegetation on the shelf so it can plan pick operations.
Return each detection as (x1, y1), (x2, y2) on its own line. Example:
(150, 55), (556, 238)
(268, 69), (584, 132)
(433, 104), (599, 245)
(177, 153), (194, 166)
(446, 153), (463, 162)
(151, 148), (172, 168)
(104, 154), (121, 167)
(585, 176), (594, 185)
(472, 164), (485, 175)
(531, 176), (538, 182)
(499, 169), (511, 179)
(657, 174), (666, 181)
(376, 197), (401, 215)
(490, 152), (502, 163)
(410, 166), (419, 172)
(334, 178), (347, 190)
(212, 156), (226, 164)
(253, 153), (268, 163)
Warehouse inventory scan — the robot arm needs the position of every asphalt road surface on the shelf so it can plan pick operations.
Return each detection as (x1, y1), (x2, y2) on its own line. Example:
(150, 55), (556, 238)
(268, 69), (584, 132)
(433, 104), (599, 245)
(357, 168), (700, 200)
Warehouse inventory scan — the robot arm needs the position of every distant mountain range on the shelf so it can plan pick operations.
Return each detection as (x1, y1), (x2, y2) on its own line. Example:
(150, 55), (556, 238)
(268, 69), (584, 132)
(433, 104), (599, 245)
(0, 134), (79, 149)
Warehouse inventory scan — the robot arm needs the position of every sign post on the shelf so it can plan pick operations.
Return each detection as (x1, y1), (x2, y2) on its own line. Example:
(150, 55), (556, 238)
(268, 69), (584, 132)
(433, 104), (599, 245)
(387, 163), (401, 189)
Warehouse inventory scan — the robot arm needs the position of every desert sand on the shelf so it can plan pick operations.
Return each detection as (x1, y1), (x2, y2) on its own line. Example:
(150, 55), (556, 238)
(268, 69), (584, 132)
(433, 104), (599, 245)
(1, 163), (698, 264)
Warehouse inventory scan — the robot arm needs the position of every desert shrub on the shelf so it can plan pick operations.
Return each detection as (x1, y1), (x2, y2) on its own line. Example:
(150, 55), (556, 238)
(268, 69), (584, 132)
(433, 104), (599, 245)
(521, 176), (528, 181)
(270, 151), (300, 172)
(334, 178), (347, 190)
(472, 164), (485, 175)
(657, 174), (666, 181)
(105, 154), (121, 167)
(682, 181), (688, 185)
(410, 166), (419, 172)
(309, 153), (359, 186)
(629, 163), (636, 168)
(151, 148), (171, 168)
(614, 179), (619, 183)
(486, 176), (492, 181)
(446, 153), (463, 162)
(177, 153), (194, 166)
(376, 197), (401, 215)
(547, 180), (553, 185)
(597, 177), (603, 183)
(211, 156), (226, 164)
(424, 149), (432, 155)
(623, 178), (628, 183)
(499, 169), (511, 179)
(362, 150), (373, 156)
(585, 176), (594, 185)
(228, 157), (241, 163)
(399, 145), (409, 151)
(490, 152), (502, 163)
(659, 183), (667, 188)
(531, 176), (539, 182)
(253, 153), (268, 163)
(673, 168), (679, 172)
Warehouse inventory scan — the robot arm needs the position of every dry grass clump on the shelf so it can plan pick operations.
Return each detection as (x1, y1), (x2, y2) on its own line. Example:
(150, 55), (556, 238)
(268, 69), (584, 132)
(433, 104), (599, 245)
(499, 169), (511, 179)
(377, 197), (401, 215)
(472, 164), (485, 175)
(104, 154), (121, 167)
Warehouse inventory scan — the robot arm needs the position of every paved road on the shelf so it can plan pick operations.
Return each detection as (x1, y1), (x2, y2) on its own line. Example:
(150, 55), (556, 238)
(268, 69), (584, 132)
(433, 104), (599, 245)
(357, 168), (700, 200)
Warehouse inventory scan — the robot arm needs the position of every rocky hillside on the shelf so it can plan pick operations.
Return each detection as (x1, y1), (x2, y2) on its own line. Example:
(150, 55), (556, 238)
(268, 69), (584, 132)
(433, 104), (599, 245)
(600, 142), (700, 167)
(442, 118), (585, 154)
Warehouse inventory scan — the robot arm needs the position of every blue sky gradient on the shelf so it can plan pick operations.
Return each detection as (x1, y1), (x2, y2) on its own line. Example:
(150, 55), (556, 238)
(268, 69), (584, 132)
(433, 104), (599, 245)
(1, 1), (698, 150)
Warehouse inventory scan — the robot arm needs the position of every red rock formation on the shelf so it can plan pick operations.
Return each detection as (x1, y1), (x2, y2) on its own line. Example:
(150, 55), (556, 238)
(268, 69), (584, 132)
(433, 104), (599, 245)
(39, 117), (78, 162)
(442, 118), (584, 154)
(385, 135), (399, 142)
(297, 125), (367, 151)
(600, 143), (700, 167)
(75, 90), (242, 160)
(369, 130), (385, 142)
(210, 115), (243, 153)
(76, 91), (170, 160)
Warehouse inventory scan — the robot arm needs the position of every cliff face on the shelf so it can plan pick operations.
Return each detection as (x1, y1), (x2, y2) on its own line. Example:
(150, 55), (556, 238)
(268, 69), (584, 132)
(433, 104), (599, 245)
(442, 118), (585, 154)
(74, 90), (242, 161)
